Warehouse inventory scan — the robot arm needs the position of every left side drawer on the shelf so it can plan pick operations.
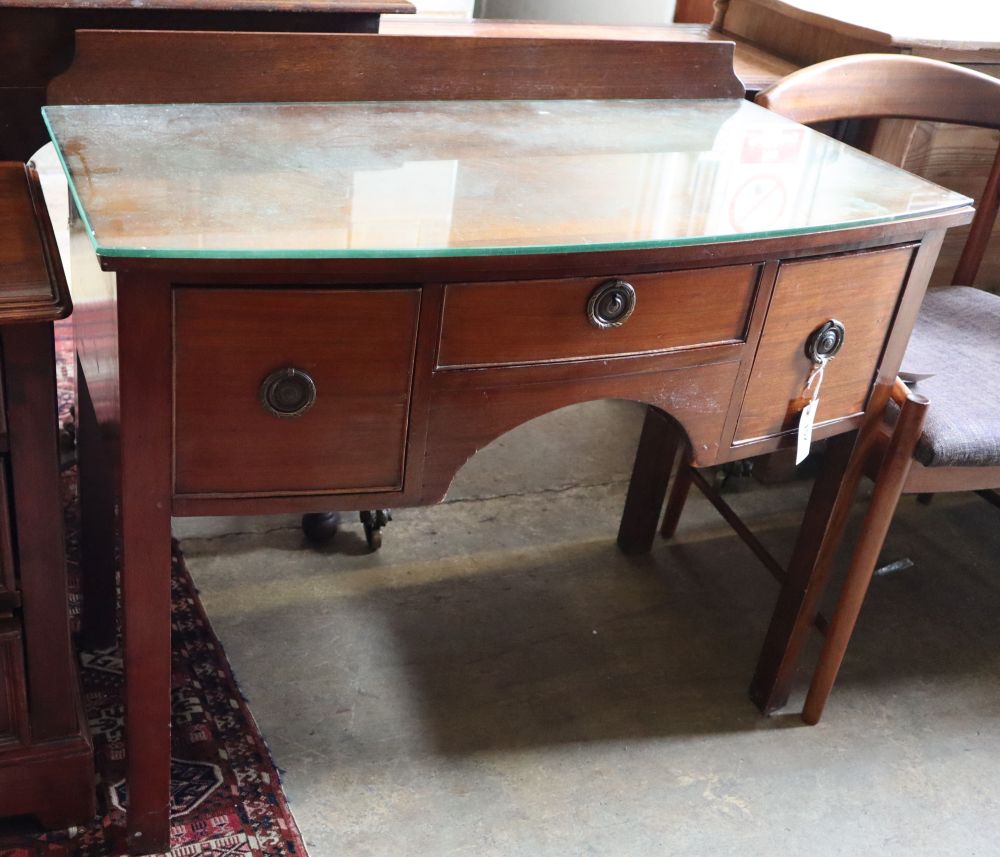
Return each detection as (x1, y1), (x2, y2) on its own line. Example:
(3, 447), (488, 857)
(174, 288), (420, 497)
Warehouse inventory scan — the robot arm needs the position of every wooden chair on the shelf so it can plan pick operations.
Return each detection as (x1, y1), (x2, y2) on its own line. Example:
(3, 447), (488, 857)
(660, 53), (1000, 723)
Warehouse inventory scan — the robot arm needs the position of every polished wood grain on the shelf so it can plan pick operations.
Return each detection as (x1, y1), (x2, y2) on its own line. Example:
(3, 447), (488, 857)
(674, 0), (716, 23)
(50, 30), (745, 105)
(721, 0), (999, 54)
(662, 229), (947, 714)
(747, 428), (861, 711)
(756, 53), (1000, 131)
(421, 357), (743, 506)
(0, 620), (28, 745)
(801, 379), (928, 725)
(0, 684), (97, 829)
(93, 222), (959, 851)
(748, 227), (947, 713)
(0, 164), (71, 323)
(617, 408), (684, 555)
(0, 163), (94, 828)
(719, 0), (886, 66)
(734, 245), (916, 442)
(3, 323), (77, 740)
(753, 53), (1000, 722)
(897, 461), (1000, 494)
(174, 288), (420, 497)
(117, 276), (173, 854)
(438, 266), (759, 369)
(378, 18), (797, 96)
(49, 33), (972, 849)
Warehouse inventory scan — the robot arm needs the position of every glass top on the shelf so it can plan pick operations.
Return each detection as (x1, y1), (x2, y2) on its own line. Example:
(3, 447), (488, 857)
(43, 99), (971, 260)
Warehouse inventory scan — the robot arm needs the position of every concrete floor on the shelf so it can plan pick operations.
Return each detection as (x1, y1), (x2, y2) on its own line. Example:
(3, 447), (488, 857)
(176, 402), (1000, 857)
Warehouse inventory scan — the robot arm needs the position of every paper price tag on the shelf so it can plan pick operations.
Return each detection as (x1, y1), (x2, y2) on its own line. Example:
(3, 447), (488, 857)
(796, 398), (819, 465)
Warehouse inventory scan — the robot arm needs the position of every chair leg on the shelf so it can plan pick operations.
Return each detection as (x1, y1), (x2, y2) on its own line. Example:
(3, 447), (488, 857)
(749, 431), (864, 713)
(802, 389), (929, 725)
(660, 456), (693, 539)
(617, 406), (682, 555)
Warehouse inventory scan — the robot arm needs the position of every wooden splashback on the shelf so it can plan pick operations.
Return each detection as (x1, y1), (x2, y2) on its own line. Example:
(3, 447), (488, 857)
(48, 30), (745, 105)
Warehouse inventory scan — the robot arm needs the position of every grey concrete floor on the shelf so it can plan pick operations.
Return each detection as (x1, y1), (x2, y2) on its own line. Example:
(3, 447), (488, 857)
(177, 402), (1000, 857)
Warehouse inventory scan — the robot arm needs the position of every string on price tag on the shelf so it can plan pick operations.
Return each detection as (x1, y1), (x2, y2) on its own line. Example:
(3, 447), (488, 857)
(796, 356), (827, 465)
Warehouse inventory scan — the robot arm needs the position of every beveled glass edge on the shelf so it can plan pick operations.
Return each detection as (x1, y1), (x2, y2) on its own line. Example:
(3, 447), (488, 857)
(83, 206), (972, 260)
(42, 107), (104, 261)
(43, 102), (976, 262)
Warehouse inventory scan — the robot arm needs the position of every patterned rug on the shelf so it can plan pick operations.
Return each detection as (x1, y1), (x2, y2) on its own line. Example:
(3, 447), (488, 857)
(0, 321), (308, 857)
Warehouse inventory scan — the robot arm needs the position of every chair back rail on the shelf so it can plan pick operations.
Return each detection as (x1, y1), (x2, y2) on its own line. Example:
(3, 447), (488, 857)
(756, 53), (1000, 286)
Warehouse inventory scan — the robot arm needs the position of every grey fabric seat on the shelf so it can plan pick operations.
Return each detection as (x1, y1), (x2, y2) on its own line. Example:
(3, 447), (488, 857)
(902, 286), (1000, 467)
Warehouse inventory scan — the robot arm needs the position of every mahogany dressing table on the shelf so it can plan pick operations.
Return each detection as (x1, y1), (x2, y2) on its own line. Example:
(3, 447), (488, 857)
(41, 33), (972, 853)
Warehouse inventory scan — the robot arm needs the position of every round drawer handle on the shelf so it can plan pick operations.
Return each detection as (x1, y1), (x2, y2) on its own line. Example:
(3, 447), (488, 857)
(259, 367), (317, 418)
(806, 319), (846, 363)
(587, 279), (636, 329)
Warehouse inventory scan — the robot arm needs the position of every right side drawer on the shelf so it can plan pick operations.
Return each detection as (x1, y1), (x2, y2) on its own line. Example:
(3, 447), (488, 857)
(0, 619), (28, 747)
(735, 245), (916, 444)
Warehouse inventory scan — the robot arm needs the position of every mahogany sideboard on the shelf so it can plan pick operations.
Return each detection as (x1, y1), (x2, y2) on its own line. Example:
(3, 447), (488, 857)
(0, 0), (415, 161)
(0, 163), (94, 827)
(42, 33), (972, 853)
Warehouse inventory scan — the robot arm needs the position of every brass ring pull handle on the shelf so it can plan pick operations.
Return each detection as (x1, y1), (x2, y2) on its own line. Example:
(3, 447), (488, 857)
(587, 279), (636, 329)
(259, 367), (317, 418)
(806, 319), (846, 363)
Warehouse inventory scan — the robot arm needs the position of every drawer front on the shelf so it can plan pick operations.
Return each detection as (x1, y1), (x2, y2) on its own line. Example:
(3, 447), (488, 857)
(0, 464), (15, 613)
(0, 619), (28, 746)
(735, 245), (915, 444)
(437, 265), (760, 369)
(174, 288), (420, 496)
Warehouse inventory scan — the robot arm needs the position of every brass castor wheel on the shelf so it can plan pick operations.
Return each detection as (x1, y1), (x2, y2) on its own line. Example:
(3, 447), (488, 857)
(302, 511), (341, 544)
(360, 509), (391, 551)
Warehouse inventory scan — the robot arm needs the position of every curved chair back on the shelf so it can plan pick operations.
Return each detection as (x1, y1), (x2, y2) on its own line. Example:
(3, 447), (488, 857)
(756, 54), (1000, 286)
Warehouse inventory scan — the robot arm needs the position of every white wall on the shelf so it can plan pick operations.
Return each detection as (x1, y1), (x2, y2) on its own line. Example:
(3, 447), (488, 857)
(411, 0), (476, 19)
(476, 0), (676, 24)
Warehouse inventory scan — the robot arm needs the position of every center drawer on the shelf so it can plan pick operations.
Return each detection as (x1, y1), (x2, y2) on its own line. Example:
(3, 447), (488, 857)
(437, 265), (760, 369)
(173, 287), (420, 497)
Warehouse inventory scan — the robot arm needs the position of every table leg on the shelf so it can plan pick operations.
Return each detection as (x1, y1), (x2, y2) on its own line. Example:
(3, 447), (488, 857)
(116, 278), (173, 854)
(617, 406), (681, 555)
(120, 480), (171, 853)
(749, 430), (864, 713)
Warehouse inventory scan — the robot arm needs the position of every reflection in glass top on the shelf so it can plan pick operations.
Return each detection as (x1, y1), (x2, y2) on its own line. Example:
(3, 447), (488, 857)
(43, 99), (971, 259)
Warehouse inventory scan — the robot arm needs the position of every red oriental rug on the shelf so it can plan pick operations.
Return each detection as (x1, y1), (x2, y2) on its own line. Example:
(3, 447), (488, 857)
(0, 321), (308, 857)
